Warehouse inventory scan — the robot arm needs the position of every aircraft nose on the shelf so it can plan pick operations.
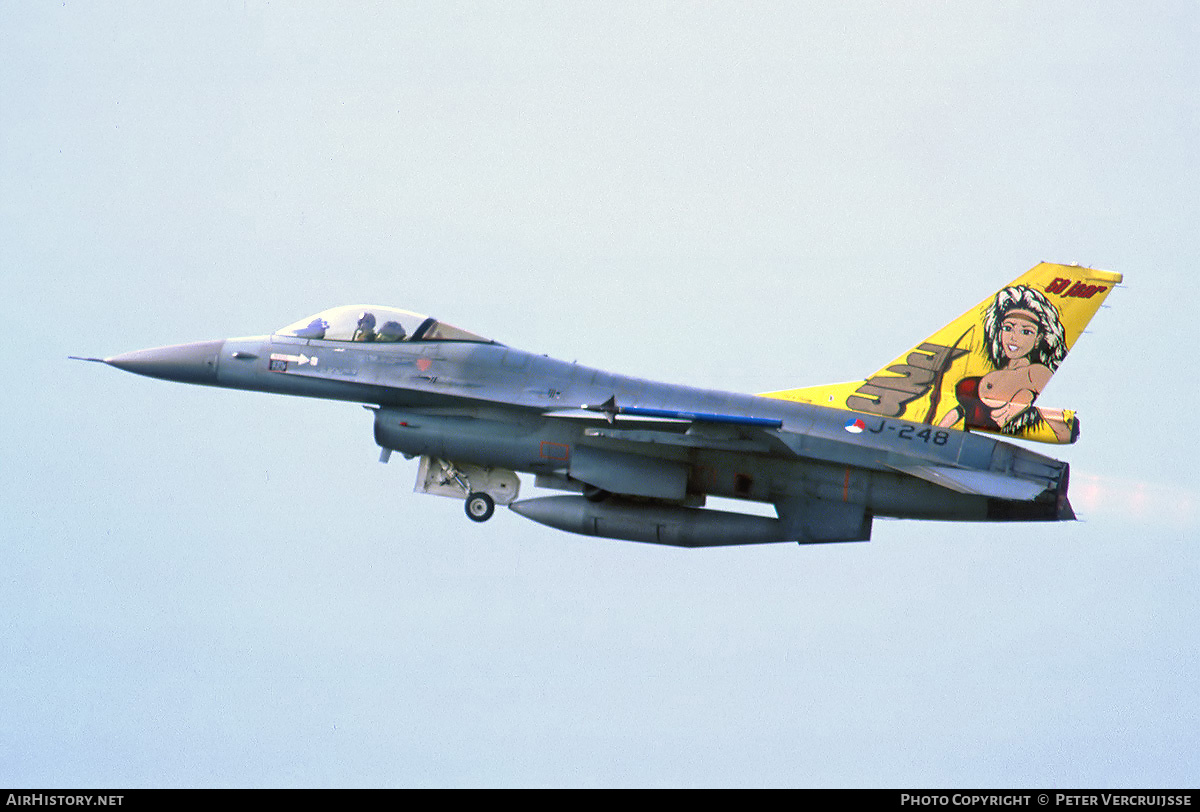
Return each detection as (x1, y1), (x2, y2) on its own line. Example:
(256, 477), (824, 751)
(105, 340), (224, 385)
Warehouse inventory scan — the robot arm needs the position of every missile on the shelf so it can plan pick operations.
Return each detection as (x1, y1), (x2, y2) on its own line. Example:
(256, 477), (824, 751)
(574, 395), (784, 428)
(508, 495), (787, 548)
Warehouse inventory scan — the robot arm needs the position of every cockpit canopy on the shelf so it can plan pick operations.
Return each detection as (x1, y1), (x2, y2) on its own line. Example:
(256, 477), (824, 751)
(275, 305), (491, 344)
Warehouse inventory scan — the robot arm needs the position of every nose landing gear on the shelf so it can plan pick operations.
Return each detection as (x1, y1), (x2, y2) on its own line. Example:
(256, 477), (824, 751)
(465, 492), (496, 522)
(410, 456), (518, 523)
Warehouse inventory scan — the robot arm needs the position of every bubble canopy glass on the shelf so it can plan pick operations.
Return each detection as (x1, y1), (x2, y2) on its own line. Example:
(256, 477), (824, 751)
(275, 305), (491, 343)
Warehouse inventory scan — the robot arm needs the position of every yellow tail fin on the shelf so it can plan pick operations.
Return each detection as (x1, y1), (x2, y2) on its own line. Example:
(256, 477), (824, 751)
(761, 262), (1122, 444)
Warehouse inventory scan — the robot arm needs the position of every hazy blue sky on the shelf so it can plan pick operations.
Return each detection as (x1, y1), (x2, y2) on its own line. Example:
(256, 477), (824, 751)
(3, 1), (1197, 787)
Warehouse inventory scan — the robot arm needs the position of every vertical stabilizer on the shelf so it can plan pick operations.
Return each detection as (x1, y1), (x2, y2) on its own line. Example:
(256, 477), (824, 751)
(760, 263), (1122, 444)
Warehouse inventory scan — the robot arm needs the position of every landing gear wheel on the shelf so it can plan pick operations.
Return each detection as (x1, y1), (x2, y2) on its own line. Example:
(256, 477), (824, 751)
(465, 492), (495, 522)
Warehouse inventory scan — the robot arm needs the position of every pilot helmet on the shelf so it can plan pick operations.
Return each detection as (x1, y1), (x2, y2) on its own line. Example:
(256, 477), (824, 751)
(378, 320), (407, 341)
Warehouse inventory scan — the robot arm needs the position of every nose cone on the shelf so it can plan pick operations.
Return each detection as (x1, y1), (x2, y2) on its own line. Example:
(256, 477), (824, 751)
(105, 340), (224, 385)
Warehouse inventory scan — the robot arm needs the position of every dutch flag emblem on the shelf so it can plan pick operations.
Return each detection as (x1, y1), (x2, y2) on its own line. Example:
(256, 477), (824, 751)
(844, 418), (866, 434)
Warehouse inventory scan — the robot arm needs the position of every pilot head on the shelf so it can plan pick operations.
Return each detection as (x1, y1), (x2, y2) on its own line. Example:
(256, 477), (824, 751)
(378, 320), (407, 342)
(353, 311), (377, 341)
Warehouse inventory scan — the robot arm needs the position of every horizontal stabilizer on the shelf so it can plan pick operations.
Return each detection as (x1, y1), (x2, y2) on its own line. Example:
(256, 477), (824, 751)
(889, 463), (1048, 501)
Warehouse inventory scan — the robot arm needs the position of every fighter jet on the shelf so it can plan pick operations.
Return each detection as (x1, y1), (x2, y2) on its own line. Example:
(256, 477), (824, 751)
(76, 262), (1121, 547)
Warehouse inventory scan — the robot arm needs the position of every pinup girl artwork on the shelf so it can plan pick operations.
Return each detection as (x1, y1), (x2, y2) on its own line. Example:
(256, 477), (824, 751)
(938, 285), (1072, 442)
